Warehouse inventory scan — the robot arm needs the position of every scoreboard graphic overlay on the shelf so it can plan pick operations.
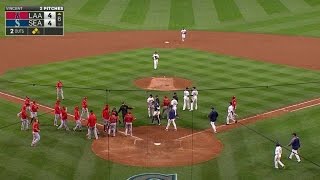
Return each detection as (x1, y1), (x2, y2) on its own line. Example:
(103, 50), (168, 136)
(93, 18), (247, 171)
(5, 6), (64, 36)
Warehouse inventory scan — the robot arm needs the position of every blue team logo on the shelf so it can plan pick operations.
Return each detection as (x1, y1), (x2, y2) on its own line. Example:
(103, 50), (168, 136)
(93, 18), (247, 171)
(127, 173), (177, 180)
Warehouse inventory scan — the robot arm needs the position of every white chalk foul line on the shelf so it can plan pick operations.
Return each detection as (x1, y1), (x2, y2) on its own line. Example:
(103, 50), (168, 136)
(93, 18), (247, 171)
(290, 102), (320, 112)
(0, 91), (143, 141)
(176, 98), (320, 141)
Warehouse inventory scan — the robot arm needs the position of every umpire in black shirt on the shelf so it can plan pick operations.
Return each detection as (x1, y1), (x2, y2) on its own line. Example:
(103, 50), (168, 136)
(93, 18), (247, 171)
(118, 102), (132, 125)
(208, 107), (218, 133)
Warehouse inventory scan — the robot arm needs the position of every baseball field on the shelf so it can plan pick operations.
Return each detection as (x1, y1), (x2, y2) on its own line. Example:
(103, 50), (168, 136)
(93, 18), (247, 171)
(1, 0), (320, 180)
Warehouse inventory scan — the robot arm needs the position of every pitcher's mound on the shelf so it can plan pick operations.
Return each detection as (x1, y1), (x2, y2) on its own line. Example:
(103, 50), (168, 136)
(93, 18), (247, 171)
(134, 77), (192, 91)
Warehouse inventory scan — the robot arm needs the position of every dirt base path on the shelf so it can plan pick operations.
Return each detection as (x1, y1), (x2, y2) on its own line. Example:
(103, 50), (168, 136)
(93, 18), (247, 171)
(1, 31), (320, 167)
(1, 31), (320, 75)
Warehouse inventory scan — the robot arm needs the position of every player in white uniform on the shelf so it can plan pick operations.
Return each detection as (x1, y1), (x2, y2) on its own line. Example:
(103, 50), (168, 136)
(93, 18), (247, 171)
(181, 28), (187, 42)
(147, 94), (154, 118)
(226, 102), (236, 125)
(274, 143), (285, 169)
(170, 97), (178, 116)
(152, 51), (160, 70)
(190, 87), (198, 111)
(182, 87), (190, 111)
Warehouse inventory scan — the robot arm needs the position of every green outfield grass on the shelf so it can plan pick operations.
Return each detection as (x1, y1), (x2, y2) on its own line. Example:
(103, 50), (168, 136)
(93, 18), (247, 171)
(2, 0), (320, 37)
(0, 49), (319, 130)
(1, 98), (319, 180)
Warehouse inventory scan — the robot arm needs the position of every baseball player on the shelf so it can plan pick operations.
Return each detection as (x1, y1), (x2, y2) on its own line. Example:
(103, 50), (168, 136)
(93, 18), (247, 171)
(190, 87), (198, 111)
(147, 94), (154, 118)
(30, 101), (39, 125)
(87, 110), (98, 140)
(288, 133), (301, 163)
(31, 118), (40, 147)
(171, 96), (178, 116)
(165, 105), (177, 131)
(162, 96), (171, 119)
(73, 106), (82, 131)
(208, 107), (218, 133)
(231, 96), (237, 112)
(274, 143), (285, 169)
(152, 101), (161, 125)
(173, 92), (179, 102)
(173, 92), (179, 117)
(53, 100), (61, 127)
(102, 104), (110, 132)
(111, 107), (120, 124)
(30, 101), (38, 118)
(152, 51), (160, 70)
(181, 28), (187, 42)
(24, 96), (31, 113)
(80, 97), (89, 119)
(108, 112), (118, 137)
(56, 80), (64, 100)
(155, 95), (160, 105)
(182, 87), (190, 111)
(58, 106), (70, 131)
(17, 105), (29, 130)
(124, 111), (135, 136)
(226, 102), (236, 125)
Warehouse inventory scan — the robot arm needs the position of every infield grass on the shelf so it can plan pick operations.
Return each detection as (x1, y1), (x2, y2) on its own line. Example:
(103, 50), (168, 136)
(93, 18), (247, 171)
(0, 49), (319, 130)
(0, 99), (319, 180)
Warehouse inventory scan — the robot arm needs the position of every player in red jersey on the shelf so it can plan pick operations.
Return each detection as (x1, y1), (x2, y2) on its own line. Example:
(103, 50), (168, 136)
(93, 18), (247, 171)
(87, 110), (98, 140)
(58, 106), (70, 131)
(73, 106), (82, 131)
(80, 97), (89, 119)
(31, 118), (40, 147)
(162, 96), (171, 119)
(24, 96), (31, 113)
(124, 112), (136, 136)
(108, 112), (118, 137)
(30, 101), (39, 118)
(56, 80), (64, 100)
(53, 100), (61, 126)
(17, 105), (29, 130)
(30, 101), (39, 124)
(102, 105), (110, 132)
(231, 96), (237, 111)
(231, 96), (238, 123)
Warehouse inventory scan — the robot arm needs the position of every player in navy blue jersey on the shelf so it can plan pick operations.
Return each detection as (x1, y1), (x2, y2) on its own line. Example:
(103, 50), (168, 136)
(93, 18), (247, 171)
(288, 133), (301, 163)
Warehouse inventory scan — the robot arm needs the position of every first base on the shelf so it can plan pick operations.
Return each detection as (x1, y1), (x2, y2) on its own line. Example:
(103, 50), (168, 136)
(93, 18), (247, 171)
(164, 41), (170, 44)
(154, 142), (161, 146)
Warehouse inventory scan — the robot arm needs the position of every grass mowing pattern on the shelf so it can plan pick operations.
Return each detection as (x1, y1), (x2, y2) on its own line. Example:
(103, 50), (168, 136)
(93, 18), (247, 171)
(304, 0), (320, 6)
(212, 0), (243, 21)
(0, 49), (319, 130)
(257, 0), (289, 15)
(0, 99), (319, 179)
(78, 0), (110, 17)
(169, 0), (195, 29)
(121, 0), (151, 24)
(2, 0), (320, 36)
(212, 106), (320, 179)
